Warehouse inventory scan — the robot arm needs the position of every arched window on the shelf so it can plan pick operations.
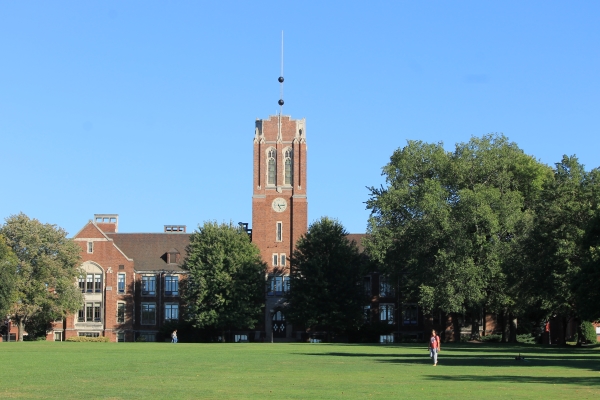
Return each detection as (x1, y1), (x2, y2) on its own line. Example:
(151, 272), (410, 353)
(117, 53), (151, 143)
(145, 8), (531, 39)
(267, 148), (276, 185)
(284, 148), (293, 186)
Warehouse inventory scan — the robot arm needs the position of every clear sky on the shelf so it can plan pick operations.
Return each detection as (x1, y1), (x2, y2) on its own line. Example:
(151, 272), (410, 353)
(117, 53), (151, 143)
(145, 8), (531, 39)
(1, 1), (598, 236)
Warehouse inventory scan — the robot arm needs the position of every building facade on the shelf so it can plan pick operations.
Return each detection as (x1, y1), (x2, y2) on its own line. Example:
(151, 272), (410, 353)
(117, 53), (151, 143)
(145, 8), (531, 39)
(252, 114), (308, 341)
(49, 215), (188, 342)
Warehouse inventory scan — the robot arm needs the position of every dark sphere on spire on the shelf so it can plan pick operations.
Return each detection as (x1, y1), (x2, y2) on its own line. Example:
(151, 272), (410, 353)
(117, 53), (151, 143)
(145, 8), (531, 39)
(278, 76), (284, 83)
(278, 99), (284, 106)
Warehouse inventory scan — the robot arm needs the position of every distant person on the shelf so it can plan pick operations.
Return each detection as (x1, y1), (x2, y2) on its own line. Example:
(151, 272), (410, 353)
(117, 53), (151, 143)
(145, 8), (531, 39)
(429, 329), (441, 366)
(171, 330), (178, 344)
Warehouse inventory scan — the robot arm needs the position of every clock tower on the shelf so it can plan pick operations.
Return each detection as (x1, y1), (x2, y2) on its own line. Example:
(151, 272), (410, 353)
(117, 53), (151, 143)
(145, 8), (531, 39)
(252, 114), (307, 273)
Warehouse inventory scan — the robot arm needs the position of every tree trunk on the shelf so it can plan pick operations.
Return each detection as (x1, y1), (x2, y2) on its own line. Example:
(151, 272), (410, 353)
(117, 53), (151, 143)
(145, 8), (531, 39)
(558, 315), (568, 346)
(576, 317), (583, 347)
(500, 310), (510, 343)
(508, 313), (518, 343)
(221, 329), (226, 343)
(451, 312), (461, 342)
(470, 308), (481, 340)
(17, 317), (25, 342)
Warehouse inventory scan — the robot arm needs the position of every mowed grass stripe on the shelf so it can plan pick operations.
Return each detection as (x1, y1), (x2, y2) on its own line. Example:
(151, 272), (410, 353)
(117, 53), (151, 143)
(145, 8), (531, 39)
(0, 342), (598, 399)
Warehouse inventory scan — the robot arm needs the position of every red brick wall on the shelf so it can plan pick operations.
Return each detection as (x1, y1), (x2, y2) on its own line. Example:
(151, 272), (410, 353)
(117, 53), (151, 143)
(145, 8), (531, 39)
(252, 115), (308, 272)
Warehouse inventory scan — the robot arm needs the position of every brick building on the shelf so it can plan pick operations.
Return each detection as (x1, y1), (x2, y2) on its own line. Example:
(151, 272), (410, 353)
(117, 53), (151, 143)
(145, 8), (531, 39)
(48, 215), (188, 342)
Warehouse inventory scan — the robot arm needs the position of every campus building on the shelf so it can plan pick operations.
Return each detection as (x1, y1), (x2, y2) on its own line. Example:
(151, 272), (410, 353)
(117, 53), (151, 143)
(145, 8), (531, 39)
(36, 113), (438, 343)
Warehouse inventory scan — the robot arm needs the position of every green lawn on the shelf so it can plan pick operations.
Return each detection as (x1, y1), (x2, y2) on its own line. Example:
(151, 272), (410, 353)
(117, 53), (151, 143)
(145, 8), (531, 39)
(0, 341), (598, 399)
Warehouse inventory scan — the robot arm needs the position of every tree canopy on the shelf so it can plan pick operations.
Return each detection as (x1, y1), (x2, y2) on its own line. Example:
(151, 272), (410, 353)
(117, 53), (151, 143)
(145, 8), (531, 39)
(182, 221), (266, 340)
(285, 217), (367, 339)
(0, 213), (83, 341)
(0, 234), (19, 319)
(365, 134), (552, 340)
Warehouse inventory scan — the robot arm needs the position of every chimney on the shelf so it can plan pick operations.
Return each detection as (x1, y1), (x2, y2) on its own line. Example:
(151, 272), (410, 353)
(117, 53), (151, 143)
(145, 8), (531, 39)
(94, 214), (119, 233)
(164, 225), (186, 233)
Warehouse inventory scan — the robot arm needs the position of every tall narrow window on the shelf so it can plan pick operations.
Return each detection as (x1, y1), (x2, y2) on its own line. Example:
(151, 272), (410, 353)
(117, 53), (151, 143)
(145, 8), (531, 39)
(86, 274), (94, 293)
(117, 303), (125, 323)
(267, 148), (276, 185)
(78, 276), (85, 293)
(87, 241), (93, 253)
(94, 274), (102, 293)
(280, 254), (286, 267)
(380, 303), (394, 324)
(272, 254), (278, 266)
(284, 148), (293, 185)
(117, 273), (126, 294)
(276, 222), (282, 242)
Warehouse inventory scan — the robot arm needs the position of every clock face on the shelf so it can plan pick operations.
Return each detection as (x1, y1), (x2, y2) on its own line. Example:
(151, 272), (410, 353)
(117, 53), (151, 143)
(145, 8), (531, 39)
(272, 197), (288, 213)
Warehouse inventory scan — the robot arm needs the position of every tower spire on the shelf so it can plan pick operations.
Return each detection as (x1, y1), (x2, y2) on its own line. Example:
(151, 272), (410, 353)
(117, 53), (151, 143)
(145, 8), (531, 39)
(278, 31), (284, 114)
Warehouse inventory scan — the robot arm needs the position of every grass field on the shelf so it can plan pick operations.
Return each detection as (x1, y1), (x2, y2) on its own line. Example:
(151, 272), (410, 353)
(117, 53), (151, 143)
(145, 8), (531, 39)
(1, 341), (598, 399)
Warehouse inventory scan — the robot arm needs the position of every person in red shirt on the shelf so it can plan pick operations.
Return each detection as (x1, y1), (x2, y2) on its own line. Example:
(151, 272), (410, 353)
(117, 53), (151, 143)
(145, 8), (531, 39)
(429, 329), (441, 366)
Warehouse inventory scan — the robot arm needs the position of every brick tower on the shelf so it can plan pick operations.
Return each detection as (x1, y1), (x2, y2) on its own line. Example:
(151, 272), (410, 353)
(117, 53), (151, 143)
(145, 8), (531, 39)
(252, 114), (307, 272)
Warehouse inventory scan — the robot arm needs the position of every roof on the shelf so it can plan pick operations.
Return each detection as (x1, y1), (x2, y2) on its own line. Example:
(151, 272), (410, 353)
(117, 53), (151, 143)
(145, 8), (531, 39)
(106, 233), (190, 272)
(346, 233), (368, 253)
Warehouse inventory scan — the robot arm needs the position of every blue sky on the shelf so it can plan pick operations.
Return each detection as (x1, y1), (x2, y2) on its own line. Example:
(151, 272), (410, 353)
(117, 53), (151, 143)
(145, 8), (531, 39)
(1, 1), (598, 236)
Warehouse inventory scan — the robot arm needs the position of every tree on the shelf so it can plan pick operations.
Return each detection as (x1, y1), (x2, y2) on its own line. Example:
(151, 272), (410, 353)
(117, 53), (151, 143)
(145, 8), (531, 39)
(0, 213), (83, 341)
(182, 221), (266, 341)
(365, 134), (550, 341)
(0, 235), (18, 319)
(523, 158), (600, 343)
(285, 217), (367, 340)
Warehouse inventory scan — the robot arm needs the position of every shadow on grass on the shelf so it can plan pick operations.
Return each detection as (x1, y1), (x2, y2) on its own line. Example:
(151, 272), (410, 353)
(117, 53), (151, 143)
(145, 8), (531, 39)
(300, 345), (600, 376)
(423, 374), (600, 387)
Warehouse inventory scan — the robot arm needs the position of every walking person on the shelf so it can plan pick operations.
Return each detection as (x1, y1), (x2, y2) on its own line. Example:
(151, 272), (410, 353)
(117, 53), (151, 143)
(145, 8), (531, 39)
(171, 329), (178, 344)
(429, 329), (441, 366)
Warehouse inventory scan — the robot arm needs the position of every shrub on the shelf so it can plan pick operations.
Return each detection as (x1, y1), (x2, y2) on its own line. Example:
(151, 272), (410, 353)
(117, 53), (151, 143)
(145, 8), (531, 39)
(480, 334), (502, 343)
(580, 321), (598, 344)
(66, 336), (110, 342)
(516, 334), (536, 344)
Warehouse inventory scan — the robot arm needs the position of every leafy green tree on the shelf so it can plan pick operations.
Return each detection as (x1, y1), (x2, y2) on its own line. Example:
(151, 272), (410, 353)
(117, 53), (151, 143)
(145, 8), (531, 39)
(285, 217), (367, 340)
(182, 221), (266, 341)
(575, 206), (600, 322)
(0, 213), (83, 341)
(365, 135), (550, 341)
(0, 235), (19, 318)
(523, 158), (600, 343)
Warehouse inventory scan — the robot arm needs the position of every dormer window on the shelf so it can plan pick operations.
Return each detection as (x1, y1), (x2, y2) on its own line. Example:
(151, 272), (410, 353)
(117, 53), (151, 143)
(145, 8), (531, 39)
(167, 248), (180, 264)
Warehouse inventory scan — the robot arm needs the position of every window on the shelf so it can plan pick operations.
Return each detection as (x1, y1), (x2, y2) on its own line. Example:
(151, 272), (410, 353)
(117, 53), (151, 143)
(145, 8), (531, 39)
(80, 302), (101, 323)
(234, 334), (248, 343)
(84, 273), (102, 293)
(117, 303), (125, 323)
(276, 222), (282, 242)
(86, 274), (94, 293)
(402, 304), (418, 326)
(117, 332), (125, 342)
(364, 305), (371, 322)
(272, 254), (278, 266)
(380, 334), (394, 343)
(54, 332), (62, 341)
(165, 303), (179, 321)
(284, 148), (293, 185)
(267, 276), (289, 296)
(267, 148), (276, 185)
(363, 276), (372, 297)
(142, 275), (156, 296)
(94, 274), (102, 292)
(379, 275), (395, 297)
(141, 303), (156, 325)
(138, 333), (155, 342)
(79, 332), (100, 338)
(87, 241), (93, 253)
(380, 303), (394, 324)
(165, 276), (179, 296)
(280, 254), (286, 267)
(117, 273), (126, 294)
